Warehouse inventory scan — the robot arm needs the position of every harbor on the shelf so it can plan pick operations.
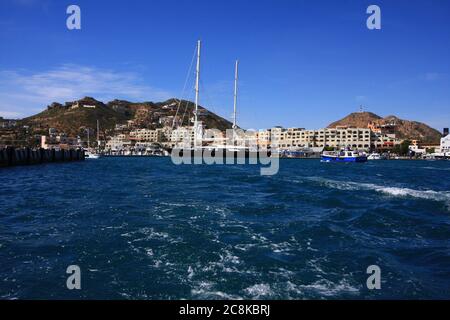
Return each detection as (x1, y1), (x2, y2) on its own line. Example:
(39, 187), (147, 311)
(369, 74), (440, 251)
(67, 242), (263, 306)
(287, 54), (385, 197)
(14, 39), (447, 163)
(1, 0), (450, 304)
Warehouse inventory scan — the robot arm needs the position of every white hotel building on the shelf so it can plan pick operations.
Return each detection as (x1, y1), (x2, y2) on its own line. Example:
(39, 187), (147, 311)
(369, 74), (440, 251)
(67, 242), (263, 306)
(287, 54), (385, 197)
(257, 127), (372, 150)
(440, 134), (450, 155)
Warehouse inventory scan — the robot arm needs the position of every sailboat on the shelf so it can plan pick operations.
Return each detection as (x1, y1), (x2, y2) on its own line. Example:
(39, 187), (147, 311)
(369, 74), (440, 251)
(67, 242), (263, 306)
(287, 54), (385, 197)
(175, 40), (261, 159)
(85, 120), (101, 159)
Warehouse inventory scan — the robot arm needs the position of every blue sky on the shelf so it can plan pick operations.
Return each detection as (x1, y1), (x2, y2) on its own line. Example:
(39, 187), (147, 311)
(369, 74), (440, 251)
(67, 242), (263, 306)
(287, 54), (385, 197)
(0, 0), (449, 130)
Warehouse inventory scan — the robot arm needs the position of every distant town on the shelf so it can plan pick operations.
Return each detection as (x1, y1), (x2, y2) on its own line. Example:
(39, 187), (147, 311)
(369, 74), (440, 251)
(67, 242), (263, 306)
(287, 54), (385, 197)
(0, 97), (449, 160)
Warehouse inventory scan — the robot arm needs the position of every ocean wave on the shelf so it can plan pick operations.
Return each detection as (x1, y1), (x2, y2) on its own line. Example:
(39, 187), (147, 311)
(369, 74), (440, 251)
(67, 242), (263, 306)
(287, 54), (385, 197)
(308, 177), (450, 207)
(421, 166), (450, 171)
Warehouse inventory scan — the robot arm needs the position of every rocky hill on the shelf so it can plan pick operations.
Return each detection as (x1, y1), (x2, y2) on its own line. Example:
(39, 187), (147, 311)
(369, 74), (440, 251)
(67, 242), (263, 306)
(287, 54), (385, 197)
(328, 112), (382, 129)
(18, 97), (233, 137)
(328, 112), (442, 144)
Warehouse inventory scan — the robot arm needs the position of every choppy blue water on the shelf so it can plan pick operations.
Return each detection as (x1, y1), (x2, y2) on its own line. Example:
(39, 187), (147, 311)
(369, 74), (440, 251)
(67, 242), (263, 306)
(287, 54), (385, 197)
(1, 158), (450, 300)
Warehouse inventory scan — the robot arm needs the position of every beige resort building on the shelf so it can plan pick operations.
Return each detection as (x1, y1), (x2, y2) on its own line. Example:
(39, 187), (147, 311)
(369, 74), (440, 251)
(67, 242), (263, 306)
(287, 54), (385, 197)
(257, 127), (372, 150)
(105, 125), (401, 152)
(129, 128), (167, 143)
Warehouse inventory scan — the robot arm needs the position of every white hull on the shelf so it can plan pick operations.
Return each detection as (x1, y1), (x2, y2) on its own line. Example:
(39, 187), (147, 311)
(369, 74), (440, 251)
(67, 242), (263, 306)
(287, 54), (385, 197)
(368, 153), (382, 160)
(85, 152), (100, 159)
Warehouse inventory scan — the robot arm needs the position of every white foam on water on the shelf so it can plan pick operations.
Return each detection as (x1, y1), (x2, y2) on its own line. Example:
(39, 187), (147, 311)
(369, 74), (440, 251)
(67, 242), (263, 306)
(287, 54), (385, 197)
(307, 177), (361, 191)
(199, 247), (246, 276)
(244, 283), (274, 299)
(219, 250), (241, 265)
(270, 241), (294, 253)
(187, 266), (195, 279)
(190, 281), (243, 300)
(308, 177), (450, 209)
(421, 166), (450, 171)
(294, 278), (360, 297)
(234, 243), (255, 251)
(306, 258), (327, 275)
(152, 259), (163, 268)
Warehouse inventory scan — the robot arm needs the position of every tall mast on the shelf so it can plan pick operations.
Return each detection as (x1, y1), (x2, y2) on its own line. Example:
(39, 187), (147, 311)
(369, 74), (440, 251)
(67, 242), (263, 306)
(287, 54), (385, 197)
(97, 119), (100, 149)
(233, 60), (239, 130)
(194, 40), (201, 148)
(87, 129), (90, 149)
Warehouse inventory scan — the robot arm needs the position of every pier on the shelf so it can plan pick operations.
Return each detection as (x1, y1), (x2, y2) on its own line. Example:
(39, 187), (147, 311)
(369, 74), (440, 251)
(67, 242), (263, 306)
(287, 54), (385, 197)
(0, 147), (85, 168)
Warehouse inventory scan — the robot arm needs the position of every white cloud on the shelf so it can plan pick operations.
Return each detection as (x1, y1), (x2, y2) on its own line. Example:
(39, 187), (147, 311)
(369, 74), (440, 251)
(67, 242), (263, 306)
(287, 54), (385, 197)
(0, 111), (23, 118)
(0, 65), (173, 118)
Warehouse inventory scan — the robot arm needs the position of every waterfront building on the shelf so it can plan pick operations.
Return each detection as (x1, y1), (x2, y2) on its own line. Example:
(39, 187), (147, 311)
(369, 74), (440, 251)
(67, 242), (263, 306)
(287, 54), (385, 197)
(106, 134), (132, 151)
(440, 133), (450, 154)
(105, 124), (403, 153)
(367, 120), (397, 135)
(258, 126), (372, 150)
(40, 135), (79, 150)
(114, 124), (128, 131)
(256, 129), (271, 149)
(169, 126), (195, 148)
(372, 132), (400, 151)
(169, 123), (205, 148)
(409, 140), (427, 155)
(129, 128), (166, 143)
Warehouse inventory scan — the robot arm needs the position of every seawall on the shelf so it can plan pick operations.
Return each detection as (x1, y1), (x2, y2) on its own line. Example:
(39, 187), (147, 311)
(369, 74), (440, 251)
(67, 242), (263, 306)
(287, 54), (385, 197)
(0, 147), (85, 168)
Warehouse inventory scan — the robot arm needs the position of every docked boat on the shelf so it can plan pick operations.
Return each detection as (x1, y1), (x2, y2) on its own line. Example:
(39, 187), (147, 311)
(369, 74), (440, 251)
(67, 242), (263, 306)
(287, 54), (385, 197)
(84, 121), (102, 159)
(321, 150), (368, 163)
(367, 153), (382, 160)
(85, 151), (100, 159)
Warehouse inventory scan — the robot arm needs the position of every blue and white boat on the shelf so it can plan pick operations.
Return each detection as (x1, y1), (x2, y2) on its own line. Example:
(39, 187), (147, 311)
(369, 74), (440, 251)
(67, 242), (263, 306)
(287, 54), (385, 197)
(321, 150), (368, 163)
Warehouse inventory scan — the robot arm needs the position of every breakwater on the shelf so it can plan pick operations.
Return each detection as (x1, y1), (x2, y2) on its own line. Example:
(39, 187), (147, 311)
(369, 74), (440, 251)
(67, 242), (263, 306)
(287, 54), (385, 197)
(0, 147), (85, 168)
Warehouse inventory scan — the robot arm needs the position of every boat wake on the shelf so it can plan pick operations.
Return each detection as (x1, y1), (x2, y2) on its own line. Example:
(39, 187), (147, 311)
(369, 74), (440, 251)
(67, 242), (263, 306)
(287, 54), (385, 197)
(421, 166), (450, 171)
(307, 177), (450, 208)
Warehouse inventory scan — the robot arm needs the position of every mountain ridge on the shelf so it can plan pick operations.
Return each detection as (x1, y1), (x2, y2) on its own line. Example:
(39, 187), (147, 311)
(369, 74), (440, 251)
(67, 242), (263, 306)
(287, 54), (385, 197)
(2, 101), (443, 146)
(18, 96), (234, 137)
(327, 111), (442, 144)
